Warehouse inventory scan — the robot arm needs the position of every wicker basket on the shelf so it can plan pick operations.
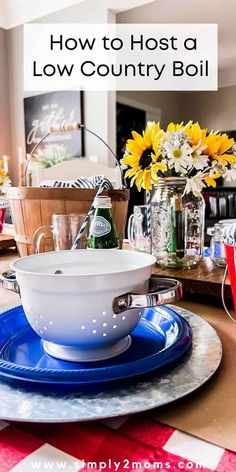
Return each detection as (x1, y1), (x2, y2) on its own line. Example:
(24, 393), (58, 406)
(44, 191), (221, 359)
(7, 187), (129, 257)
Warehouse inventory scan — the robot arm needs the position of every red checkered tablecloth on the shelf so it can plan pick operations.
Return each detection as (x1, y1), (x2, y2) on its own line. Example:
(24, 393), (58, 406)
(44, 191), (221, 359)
(0, 415), (235, 471)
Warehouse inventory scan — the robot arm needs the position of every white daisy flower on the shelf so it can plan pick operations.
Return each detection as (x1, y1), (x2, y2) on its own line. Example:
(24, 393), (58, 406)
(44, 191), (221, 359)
(184, 173), (206, 196)
(0, 178), (11, 194)
(192, 142), (208, 170)
(210, 160), (225, 175)
(231, 142), (236, 155)
(224, 167), (236, 182)
(164, 141), (193, 173)
(211, 159), (219, 167)
(165, 130), (190, 146)
(208, 166), (218, 177)
(121, 148), (129, 169)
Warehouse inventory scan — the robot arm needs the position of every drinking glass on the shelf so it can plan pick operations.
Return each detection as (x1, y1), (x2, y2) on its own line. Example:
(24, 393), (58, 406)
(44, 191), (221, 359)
(128, 205), (151, 253)
(33, 214), (89, 253)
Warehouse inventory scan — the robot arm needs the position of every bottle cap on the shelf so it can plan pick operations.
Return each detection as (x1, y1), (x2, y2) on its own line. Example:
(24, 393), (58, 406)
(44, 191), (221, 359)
(94, 196), (112, 208)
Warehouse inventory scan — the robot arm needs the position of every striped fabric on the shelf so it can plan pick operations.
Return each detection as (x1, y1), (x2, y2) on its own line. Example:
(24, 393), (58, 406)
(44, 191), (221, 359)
(40, 175), (113, 190)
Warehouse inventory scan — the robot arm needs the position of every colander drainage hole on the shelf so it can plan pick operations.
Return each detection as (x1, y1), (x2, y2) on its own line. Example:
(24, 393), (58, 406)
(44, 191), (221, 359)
(103, 333), (107, 337)
(81, 325), (86, 330)
(92, 330), (97, 334)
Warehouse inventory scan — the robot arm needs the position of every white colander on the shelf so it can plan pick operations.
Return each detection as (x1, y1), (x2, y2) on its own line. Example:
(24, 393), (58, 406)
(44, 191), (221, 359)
(1, 250), (181, 362)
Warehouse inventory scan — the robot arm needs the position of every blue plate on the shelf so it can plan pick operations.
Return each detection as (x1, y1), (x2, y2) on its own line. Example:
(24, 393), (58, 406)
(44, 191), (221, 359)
(0, 305), (192, 388)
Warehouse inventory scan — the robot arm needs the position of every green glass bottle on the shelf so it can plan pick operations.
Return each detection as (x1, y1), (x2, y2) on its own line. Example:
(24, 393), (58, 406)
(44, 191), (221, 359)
(87, 196), (119, 249)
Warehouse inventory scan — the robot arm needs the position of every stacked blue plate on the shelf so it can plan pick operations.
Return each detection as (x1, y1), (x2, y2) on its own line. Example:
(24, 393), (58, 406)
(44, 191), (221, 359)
(0, 305), (192, 390)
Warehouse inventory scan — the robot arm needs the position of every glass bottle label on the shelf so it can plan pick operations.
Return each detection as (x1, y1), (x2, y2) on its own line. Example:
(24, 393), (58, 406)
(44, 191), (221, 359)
(90, 216), (111, 237)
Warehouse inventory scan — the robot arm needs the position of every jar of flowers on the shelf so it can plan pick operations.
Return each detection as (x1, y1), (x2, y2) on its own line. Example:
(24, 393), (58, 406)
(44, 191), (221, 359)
(121, 121), (236, 268)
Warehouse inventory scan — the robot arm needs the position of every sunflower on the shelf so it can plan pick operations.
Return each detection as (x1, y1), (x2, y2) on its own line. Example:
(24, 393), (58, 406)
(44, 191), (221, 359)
(201, 131), (233, 158)
(121, 122), (166, 191)
(204, 170), (222, 188)
(212, 133), (235, 169)
(184, 121), (207, 146)
(166, 122), (184, 132)
(0, 169), (8, 180)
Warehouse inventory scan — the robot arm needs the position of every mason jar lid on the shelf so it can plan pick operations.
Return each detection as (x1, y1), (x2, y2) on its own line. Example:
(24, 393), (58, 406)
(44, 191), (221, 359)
(0, 198), (9, 209)
(158, 177), (187, 188)
(94, 196), (112, 208)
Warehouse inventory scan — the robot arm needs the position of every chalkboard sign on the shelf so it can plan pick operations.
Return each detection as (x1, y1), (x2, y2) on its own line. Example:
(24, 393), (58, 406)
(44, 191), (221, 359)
(24, 91), (84, 157)
(116, 101), (146, 235)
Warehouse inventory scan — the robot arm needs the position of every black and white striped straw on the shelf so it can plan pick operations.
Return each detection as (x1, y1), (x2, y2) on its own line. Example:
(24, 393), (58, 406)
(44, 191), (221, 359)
(146, 191), (151, 239)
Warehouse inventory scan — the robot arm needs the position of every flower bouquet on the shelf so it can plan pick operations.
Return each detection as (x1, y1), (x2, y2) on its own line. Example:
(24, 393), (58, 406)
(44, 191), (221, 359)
(121, 121), (236, 194)
(0, 159), (11, 194)
(35, 144), (70, 168)
(121, 121), (236, 268)
(0, 160), (11, 233)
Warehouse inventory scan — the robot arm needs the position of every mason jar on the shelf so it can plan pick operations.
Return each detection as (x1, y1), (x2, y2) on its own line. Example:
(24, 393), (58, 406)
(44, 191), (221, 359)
(207, 219), (236, 267)
(151, 177), (205, 268)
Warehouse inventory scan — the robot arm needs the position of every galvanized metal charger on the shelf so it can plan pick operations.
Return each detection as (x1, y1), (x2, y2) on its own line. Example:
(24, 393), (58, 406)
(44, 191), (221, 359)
(0, 306), (222, 423)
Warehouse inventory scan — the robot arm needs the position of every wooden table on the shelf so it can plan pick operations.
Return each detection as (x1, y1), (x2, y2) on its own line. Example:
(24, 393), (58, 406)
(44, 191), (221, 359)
(0, 234), (16, 250)
(153, 258), (232, 302)
(124, 242), (232, 303)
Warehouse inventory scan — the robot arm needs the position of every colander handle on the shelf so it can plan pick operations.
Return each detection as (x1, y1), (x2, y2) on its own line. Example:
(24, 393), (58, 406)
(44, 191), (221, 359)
(112, 277), (182, 314)
(0, 270), (20, 295)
